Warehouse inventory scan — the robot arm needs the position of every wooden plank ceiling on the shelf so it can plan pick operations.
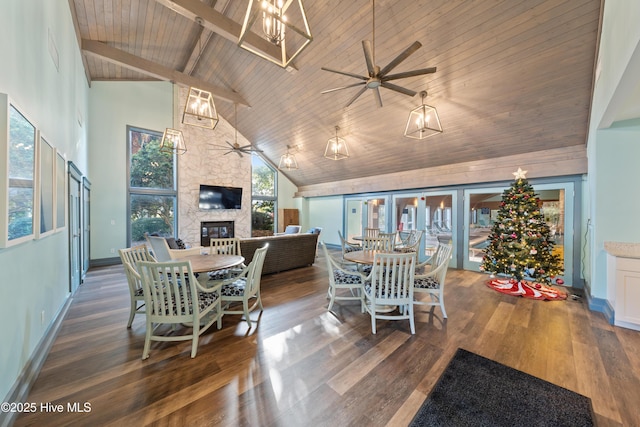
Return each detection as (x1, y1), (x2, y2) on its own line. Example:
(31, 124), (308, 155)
(70, 0), (602, 188)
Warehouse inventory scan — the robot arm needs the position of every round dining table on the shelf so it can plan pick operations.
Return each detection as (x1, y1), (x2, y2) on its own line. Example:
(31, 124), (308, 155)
(174, 254), (244, 274)
(343, 250), (383, 265)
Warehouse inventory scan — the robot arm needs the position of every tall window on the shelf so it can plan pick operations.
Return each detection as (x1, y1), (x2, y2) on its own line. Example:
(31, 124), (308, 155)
(251, 154), (276, 237)
(127, 126), (177, 245)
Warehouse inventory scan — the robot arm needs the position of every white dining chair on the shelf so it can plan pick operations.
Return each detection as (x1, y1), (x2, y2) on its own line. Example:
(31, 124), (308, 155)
(137, 259), (223, 359)
(363, 251), (417, 334)
(118, 245), (156, 328)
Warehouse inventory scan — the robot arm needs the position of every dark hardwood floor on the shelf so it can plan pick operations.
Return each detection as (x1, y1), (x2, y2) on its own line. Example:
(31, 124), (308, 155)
(14, 249), (640, 426)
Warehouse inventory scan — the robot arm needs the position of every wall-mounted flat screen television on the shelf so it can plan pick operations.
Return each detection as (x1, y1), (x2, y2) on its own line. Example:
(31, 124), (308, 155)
(199, 185), (243, 210)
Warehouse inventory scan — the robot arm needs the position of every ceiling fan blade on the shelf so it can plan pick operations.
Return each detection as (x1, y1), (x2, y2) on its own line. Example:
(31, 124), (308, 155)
(373, 87), (383, 107)
(378, 41), (422, 77)
(380, 81), (417, 97)
(239, 144), (263, 153)
(321, 67), (367, 81)
(344, 86), (368, 108)
(236, 150), (243, 158)
(362, 40), (375, 76)
(321, 82), (366, 94)
(383, 67), (437, 81)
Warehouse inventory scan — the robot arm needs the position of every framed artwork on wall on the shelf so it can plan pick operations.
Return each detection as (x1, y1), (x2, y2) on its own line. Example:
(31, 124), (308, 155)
(37, 134), (55, 237)
(55, 151), (67, 230)
(1, 94), (37, 248)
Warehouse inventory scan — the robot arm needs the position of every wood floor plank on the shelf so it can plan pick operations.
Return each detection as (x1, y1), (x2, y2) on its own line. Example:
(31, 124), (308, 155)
(12, 249), (640, 426)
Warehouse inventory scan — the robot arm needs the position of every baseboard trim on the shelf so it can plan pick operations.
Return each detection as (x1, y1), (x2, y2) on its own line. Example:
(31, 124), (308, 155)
(586, 294), (615, 324)
(0, 294), (73, 427)
(90, 256), (121, 267)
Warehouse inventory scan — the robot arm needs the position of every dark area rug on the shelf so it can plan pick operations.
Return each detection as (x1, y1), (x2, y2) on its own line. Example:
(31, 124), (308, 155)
(410, 348), (595, 427)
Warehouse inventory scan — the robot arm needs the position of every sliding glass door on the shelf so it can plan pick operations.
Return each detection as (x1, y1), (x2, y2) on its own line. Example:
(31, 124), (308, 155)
(463, 183), (574, 285)
(422, 191), (457, 262)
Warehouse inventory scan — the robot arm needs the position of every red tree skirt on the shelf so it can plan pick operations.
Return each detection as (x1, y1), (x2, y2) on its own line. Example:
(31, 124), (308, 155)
(487, 278), (567, 301)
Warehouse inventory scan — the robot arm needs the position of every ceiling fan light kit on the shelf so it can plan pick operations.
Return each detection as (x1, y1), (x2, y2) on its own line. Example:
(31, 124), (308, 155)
(182, 87), (219, 129)
(160, 128), (187, 154)
(239, 0), (313, 68)
(404, 91), (443, 139)
(324, 126), (349, 160)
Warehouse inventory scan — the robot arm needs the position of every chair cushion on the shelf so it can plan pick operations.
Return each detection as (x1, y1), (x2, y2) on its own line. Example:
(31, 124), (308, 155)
(196, 291), (220, 311)
(221, 278), (247, 297)
(344, 245), (362, 253)
(414, 276), (440, 289)
(150, 290), (219, 315)
(133, 287), (144, 297)
(334, 269), (362, 285)
(165, 237), (179, 249)
(208, 268), (242, 281)
(364, 283), (402, 298)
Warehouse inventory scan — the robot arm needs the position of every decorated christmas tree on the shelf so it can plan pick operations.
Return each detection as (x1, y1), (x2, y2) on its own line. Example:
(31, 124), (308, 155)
(480, 168), (566, 300)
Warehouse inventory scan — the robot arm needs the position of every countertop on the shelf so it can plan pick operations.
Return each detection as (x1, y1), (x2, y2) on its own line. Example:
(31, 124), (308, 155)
(604, 242), (640, 259)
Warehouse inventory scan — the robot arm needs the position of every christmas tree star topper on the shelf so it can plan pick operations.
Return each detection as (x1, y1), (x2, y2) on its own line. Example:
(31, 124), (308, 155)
(512, 167), (527, 179)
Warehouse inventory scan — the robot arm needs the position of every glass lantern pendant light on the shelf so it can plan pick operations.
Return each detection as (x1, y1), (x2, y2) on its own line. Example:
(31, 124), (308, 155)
(404, 91), (443, 139)
(279, 145), (299, 170)
(239, 0), (313, 68)
(324, 126), (349, 160)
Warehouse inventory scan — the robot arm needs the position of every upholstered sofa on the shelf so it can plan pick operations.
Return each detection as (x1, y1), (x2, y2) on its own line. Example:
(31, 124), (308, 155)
(240, 233), (319, 275)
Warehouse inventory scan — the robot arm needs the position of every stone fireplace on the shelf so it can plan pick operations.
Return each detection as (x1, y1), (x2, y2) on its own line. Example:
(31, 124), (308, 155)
(201, 221), (235, 247)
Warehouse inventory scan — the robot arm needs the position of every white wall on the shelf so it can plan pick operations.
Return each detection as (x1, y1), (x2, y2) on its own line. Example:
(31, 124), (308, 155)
(587, 2), (640, 301)
(591, 121), (640, 301)
(305, 196), (344, 246)
(0, 0), (89, 402)
(88, 81), (173, 259)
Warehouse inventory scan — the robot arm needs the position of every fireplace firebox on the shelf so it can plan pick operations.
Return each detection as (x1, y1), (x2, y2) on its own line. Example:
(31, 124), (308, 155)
(201, 221), (235, 247)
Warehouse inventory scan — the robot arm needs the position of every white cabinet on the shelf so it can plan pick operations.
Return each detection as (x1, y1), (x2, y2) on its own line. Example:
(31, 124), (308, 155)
(614, 257), (640, 331)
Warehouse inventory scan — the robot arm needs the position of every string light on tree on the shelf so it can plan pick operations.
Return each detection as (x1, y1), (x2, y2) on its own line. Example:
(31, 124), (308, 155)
(480, 168), (566, 300)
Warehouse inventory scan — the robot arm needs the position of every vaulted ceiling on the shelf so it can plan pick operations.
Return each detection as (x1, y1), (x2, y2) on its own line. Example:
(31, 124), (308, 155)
(69, 0), (603, 190)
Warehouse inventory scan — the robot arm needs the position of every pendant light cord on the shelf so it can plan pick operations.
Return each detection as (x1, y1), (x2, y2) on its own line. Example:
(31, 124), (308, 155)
(372, 0), (376, 64)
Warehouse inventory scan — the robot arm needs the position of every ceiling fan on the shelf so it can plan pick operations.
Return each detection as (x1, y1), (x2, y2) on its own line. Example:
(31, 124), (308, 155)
(321, 0), (436, 108)
(209, 104), (263, 157)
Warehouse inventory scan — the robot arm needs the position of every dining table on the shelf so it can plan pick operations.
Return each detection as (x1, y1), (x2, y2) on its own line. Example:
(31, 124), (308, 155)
(174, 253), (245, 274)
(343, 249), (382, 265)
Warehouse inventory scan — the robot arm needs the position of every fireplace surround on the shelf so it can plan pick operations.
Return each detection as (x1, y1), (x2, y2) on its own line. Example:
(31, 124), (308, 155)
(201, 221), (234, 247)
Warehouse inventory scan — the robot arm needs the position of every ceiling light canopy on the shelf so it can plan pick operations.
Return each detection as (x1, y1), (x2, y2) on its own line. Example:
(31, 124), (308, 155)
(160, 128), (187, 155)
(239, 0), (313, 68)
(182, 87), (219, 129)
(404, 91), (443, 139)
(324, 126), (349, 160)
(279, 145), (299, 170)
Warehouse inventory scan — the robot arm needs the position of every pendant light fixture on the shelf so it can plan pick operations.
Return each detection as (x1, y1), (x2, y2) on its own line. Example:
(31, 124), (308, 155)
(404, 91), (443, 139)
(279, 145), (299, 170)
(182, 27), (219, 129)
(324, 126), (349, 160)
(161, 85), (187, 154)
(238, 0), (313, 68)
(160, 128), (187, 154)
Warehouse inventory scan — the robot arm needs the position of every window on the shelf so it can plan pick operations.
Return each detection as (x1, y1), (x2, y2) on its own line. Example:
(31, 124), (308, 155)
(127, 126), (177, 245)
(251, 154), (276, 236)
(2, 102), (36, 247)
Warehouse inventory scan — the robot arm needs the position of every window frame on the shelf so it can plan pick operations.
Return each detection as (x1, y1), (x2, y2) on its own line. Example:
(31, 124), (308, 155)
(251, 154), (277, 236)
(126, 125), (179, 246)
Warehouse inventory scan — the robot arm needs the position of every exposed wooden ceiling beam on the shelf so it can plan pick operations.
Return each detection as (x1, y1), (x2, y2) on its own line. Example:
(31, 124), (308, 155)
(81, 39), (249, 106)
(154, 0), (297, 70)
